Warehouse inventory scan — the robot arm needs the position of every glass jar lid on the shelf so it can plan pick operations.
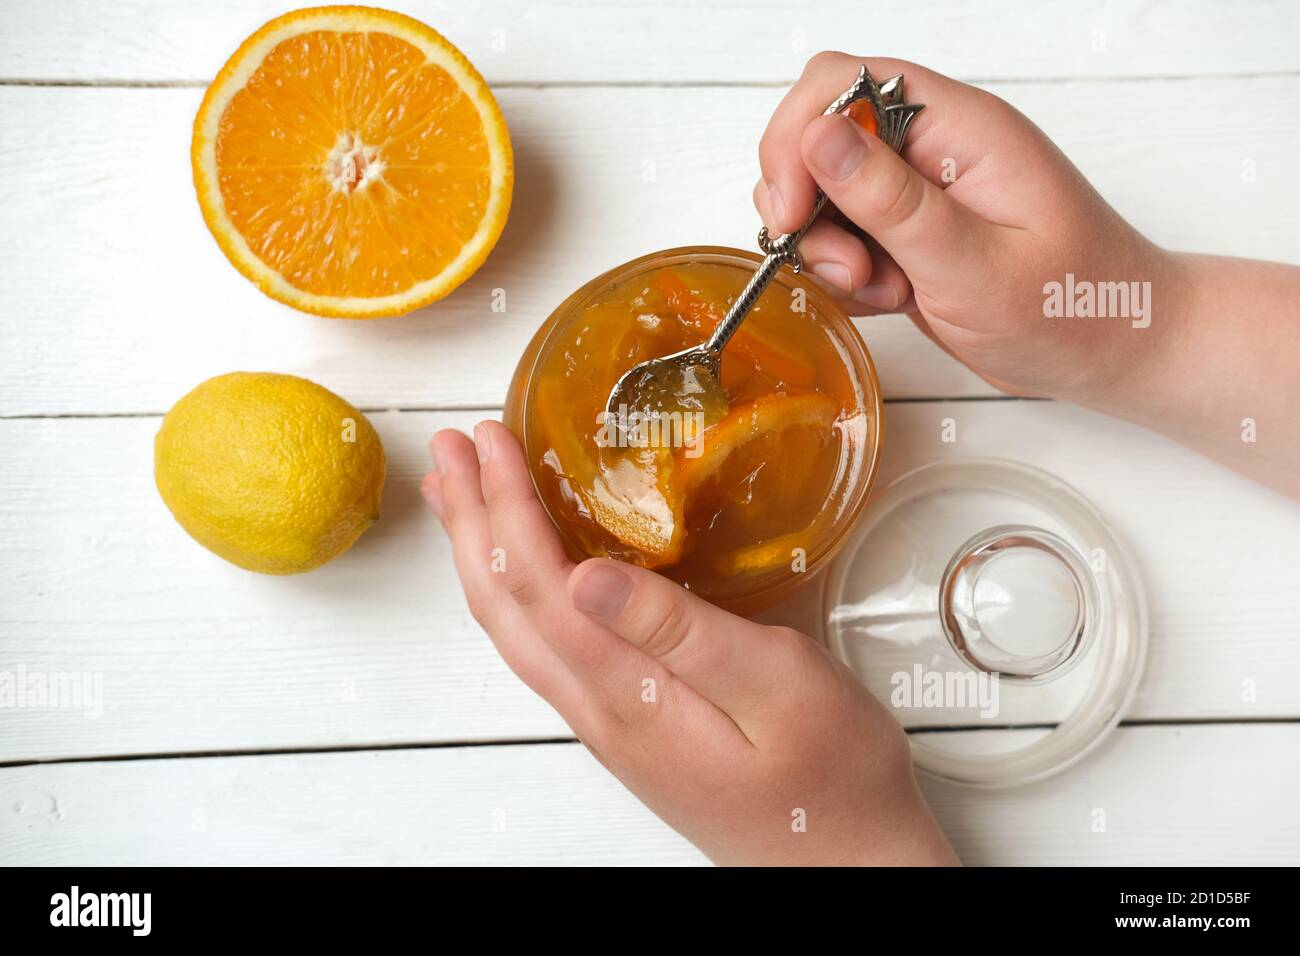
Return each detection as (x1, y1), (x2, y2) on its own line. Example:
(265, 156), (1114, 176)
(820, 459), (1148, 788)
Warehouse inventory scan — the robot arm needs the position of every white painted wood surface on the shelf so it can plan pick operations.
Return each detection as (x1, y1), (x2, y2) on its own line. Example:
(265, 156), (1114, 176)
(3, 76), (1298, 415)
(4, 402), (1299, 763)
(1, 0), (1297, 865)
(2, 0), (1296, 84)
(5, 725), (1297, 866)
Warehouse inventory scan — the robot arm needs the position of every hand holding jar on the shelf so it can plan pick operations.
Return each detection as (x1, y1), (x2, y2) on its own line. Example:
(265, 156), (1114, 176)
(422, 421), (957, 866)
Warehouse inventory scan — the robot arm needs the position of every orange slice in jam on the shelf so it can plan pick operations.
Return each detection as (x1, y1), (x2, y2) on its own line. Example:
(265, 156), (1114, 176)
(535, 378), (684, 567)
(680, 392), (842, 502)
(589, 446), (685, 567)
(722, 532), (810, 575)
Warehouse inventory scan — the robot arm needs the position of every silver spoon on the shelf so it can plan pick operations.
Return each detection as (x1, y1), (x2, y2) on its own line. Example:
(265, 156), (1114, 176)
(604, 64), (924, 430)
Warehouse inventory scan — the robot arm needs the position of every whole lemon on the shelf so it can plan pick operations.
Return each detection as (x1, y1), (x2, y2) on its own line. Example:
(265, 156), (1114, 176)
(155, 372), (386, 574)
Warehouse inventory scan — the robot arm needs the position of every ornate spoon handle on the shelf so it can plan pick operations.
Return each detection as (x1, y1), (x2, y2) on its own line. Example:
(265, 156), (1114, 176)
(706, 64), (924, 355)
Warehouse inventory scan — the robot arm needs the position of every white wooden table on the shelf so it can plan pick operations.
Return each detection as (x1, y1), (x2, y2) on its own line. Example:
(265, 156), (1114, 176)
(3, 0), (1299, 866)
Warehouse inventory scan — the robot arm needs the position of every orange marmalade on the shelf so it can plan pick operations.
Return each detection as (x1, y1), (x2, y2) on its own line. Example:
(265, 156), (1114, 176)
(504, 247), (882, 611)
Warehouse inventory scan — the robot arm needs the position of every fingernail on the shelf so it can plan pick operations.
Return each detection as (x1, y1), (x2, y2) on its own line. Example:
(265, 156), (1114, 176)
(473, 423), (492, 463)
(809, 114), (869, 181)
(572, 563), (633, 619)
(765, 181), (786, 231)
(811, 261), (854, 292)
(429, 443), (442, 472)
(421, 472), (443, 516)
(853, 282), (900, 311)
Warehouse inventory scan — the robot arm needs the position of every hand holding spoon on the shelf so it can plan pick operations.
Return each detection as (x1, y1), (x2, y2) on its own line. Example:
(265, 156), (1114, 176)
(604, 65), (924, 430)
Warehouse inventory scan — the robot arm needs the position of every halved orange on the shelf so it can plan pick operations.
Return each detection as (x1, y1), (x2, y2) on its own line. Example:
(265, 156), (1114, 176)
(192, 6), (513, 317)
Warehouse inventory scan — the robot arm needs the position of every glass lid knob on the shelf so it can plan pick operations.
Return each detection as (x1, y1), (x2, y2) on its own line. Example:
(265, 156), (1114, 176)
(939, 525), (1098, 683)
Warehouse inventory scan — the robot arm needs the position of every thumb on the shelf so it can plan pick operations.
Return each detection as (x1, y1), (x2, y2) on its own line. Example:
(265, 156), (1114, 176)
(567, 558), (801, 723)
(801, 112), (1000, 290)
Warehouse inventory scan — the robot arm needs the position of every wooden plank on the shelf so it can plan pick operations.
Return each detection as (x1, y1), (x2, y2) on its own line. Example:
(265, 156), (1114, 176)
(2, 1), (1297, 84)
(4, 401), (1298, 762)
(2, 77), (1298, 416)
(3, 724), (1296, 865)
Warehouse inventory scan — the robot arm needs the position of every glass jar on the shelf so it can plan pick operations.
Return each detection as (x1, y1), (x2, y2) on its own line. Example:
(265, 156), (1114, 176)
(504, 245), (883, 613)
